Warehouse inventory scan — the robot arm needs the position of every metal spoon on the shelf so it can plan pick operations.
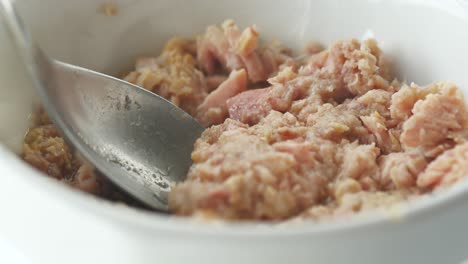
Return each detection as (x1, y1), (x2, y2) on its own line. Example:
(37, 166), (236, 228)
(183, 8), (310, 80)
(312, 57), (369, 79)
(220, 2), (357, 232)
(0, 0), (204, 211)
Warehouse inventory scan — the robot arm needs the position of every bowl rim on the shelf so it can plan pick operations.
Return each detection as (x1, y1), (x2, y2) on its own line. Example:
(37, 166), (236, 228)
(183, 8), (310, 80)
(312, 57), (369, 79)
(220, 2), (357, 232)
(2, 144), (468, 237)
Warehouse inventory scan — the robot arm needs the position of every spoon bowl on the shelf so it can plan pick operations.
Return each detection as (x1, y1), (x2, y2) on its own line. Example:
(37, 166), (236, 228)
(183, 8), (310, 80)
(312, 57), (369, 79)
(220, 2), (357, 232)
(0, 0), (204, 211)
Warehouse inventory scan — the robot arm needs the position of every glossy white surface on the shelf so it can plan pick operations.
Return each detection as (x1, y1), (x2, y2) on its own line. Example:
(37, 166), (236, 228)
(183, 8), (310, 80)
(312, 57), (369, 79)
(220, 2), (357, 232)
(0, 237), (30, 264)
(0, 0), (468, 263)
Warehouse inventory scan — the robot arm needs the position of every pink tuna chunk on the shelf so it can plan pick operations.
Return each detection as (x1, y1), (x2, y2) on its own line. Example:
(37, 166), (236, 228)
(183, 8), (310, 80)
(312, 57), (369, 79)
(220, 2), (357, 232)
(196, 69), (247, 126)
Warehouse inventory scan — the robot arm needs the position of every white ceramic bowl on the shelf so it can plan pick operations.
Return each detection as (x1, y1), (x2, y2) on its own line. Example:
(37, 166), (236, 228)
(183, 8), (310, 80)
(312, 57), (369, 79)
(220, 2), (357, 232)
(1, 0), (468, 263)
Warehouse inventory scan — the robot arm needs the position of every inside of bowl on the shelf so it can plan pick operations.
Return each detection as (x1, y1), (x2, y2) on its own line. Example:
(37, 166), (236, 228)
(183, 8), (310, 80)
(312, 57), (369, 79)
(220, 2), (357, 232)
(1, 0), (468, 157)
(0, 22), (35, 153)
